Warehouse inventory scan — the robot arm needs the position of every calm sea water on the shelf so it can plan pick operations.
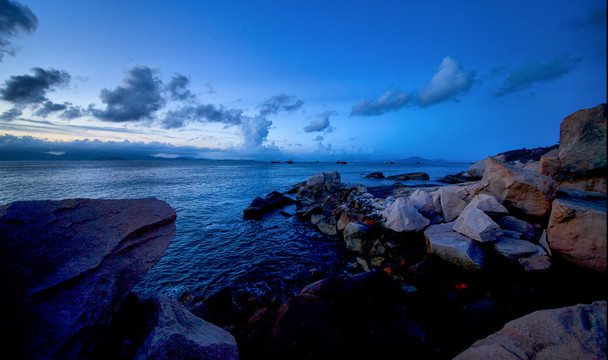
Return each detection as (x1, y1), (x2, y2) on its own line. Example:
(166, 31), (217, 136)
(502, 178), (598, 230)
(0, 160), (469, 300)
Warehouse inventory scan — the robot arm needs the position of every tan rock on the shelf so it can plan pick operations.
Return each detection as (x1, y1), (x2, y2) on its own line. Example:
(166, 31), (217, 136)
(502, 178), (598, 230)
(467, 159), (486, 178)
(547, 189), (607, 274)
(381, 202), (430, 232)
(424, 223), (485, 271)
(440, 187), (468, 222)
(477, 157), (556, 218)
(522, 160), (540, 173)
(467, 194), (508, 215)
(455, 301), (607, 360)
(453, 204), (502, 242)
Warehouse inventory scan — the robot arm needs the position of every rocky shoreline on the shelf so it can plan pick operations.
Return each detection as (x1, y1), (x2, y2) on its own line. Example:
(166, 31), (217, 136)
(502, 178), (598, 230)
(0, 104), (605, 359)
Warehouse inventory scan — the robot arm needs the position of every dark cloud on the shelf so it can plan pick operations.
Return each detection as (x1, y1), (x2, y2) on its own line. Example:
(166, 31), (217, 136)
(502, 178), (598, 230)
(417, 57), (476, 106)
(314, 135), (323, 141)
(0, 106), (21, 120)
(0, 0), (38, 61)
(91, 65), (164, 122)
(258, 94), (303, 116)
(350, 89), (412, 116)
(33, 101), (67, 117)
(564, 7), (607, 29)
(167, 74), (195, 101)
(496, 52), (581, 97)
(0, 67), (71, 104)
(161, 104), (243, 129)
(60, 105), (85, 120)
(304, 110), (336, 133)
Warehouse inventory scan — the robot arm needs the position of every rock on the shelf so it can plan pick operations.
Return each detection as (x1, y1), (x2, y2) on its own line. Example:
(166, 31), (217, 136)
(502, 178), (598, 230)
(558, 104), (606, 174)
(477, 157), (557, 218)
(365, 171), (384, 179)
(305, 171), (341, 188)
(467, 159), (486, 178)
(337, 212), (364, 231)
(454, 301), (607, 360)
(494, 215), (540, 241)
(317, 219), (338, 236)
(547, 188), (607, 274)
(386, 172), (430, 181)
(407, 189), (438, 219)
(522, 160), (540, 173)
(517, 255), (552, 272)
(466, 194), (508, 216)
(0, 198), (177, 360)
(134, 296), (238, 360)
(492, 237), (543, 259)
(343, 221), (374, 254)
(453, 204), (503, 242)
(356, 257), (371, 272)
(424, 223), (485, 271)
(243, 191), (295, 219)
(439, 187), (468, 222)
(381, 201), (430, 232)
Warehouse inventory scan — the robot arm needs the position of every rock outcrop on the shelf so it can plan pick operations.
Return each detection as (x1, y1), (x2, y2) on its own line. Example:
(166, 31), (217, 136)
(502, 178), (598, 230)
(0, 198), (177, 360)
(547, 187), (607, 274)
(424, 223), (486, 271)
(386, 172), (430, 181)
(243, 191), (295, 219)
(455, 301), (607, 360)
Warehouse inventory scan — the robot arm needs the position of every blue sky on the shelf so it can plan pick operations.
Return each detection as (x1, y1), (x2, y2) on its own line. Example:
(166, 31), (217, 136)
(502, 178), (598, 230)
(0, 0), (605, 161)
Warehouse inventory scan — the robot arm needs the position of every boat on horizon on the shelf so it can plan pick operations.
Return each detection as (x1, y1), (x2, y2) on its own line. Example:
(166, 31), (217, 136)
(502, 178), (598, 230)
(271, 159), (280, 163)
(286, 158), (294, 164)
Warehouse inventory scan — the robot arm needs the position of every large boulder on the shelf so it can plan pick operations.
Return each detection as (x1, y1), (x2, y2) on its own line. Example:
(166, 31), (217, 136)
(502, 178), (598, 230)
(453, 204), (502, 242)
(407, 189), (438, 219)
(386, 172), (430, 181)
(455, 301), (607, 360)
(381, 199), (430, 232)
(305, 171), (341, 188)
(467, 159), (486, 178)
(365, 171), (384, 179)
(466, 194), (508, 216)
(133, 296), (238, 360)
(343, 221), (375, 254)
(424, 223), (485, 271)
(477, 157), (557, 218)
(547, 187), (607, 274)
(439, 187), (468, 222)
(243, 191), (295, 219)
(0, 198), (177, 359)
(494, 215), (540, 241)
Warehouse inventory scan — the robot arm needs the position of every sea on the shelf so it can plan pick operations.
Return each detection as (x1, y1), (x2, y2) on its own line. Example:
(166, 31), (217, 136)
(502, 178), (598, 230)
(0, 160), (469, 301)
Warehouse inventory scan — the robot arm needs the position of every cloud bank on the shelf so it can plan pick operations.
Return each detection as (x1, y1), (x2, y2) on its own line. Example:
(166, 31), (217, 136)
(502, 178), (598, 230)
(496, 52), (582, 97)
(0, 0), (38, 61)
(350, 56), (476, 116)
(258, 94), (303, 117)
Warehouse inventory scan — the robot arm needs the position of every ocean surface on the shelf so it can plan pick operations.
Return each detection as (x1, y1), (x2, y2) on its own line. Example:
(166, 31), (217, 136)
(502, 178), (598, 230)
(0, 160), (469, 301)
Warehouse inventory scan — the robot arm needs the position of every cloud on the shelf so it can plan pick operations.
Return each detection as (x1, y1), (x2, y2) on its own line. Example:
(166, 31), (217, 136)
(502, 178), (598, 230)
(258, 94), (303, 117)
(0, 67), (71, 104)
(91, 65), (165, 122)
(0, 0), (38, 61)
(166, 74), (195, 101)
(238, 116), (272, 149)
(350, 89), (412, 116)
(314, 135), (323, 141)
(33, 101), (68, 117)
(0, 106), (21, 120)
(564, 6), (607, 29)
(496, 52), (582, 97)
(60, 105), (85, 120)
(161, 104), (243, 129)
(304, 110), (336, 133)
(418, 56), (476, 106)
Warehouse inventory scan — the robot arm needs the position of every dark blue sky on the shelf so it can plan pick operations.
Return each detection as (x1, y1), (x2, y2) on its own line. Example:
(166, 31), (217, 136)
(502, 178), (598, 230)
(0, 0), (606, 161)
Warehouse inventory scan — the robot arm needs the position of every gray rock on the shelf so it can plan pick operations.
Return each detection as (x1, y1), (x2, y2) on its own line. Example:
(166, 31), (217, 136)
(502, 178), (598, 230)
(440, 187), (468, 222)
(317, 220), (338, 236)
(343, 221), (374, 254)
(407, 189), (438, 219)
(453, 204), (502, 242)
(0, 198), (177, 360)
(134, 296), (238, 360)
(365, 171), (384, 179)
(467, 194), (508, 215)
(495, 215), (540, 241)
(305, 171), (341, 187)
(382, 201), (430, 232)
(424, 223), (485, 271)
(492, 237), (543, 259)
(455, 301), (607, 360)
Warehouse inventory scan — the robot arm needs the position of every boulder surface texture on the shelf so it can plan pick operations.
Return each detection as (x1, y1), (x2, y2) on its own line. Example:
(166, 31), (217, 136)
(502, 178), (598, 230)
(455, 301), (607, 360)
(0, 198), (177, 360)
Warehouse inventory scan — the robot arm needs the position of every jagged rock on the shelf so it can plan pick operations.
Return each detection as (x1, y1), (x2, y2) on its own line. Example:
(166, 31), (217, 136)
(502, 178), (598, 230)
(455, 301), (607, 360)
(439, 187), (468, 222)
(365, 171), (385, 179)
(495, 215), (540, 241)
(306, 171), (341, 188)
(547, 188), (607, 274)
(407, 189), (438, 219)
(492, 237), (544, 259)
(424, 223), (485, 271)
(381, 200), (430, 232)
(453, 204), (502, 242)
(522, 161), (540, 173)
(386, 172), (430, 181)
(343, 221), (374, 254)
(477, 157), (557, 218)
(243, 191), (295, 219)
(467, 159), (486, 178)
(466, 194), (508, 216)
(517, 255), (552, 272)
(0, 198), (177, 360)
(317, 219), (338, 236)
(133, 296), (238, 360)
(558, 104), (606, 174)
(337, 212), (364, 231)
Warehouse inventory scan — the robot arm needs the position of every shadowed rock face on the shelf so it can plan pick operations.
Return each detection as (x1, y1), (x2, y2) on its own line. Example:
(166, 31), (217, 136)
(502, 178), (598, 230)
(0, 198), (177, 360)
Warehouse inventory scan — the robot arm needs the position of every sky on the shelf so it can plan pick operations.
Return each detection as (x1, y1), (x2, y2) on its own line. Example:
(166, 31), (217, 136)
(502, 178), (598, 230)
(0, 0), (606, 161)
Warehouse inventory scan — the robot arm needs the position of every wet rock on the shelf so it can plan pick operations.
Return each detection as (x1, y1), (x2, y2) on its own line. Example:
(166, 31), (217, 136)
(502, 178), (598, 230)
(317, 219), (338, 236)
(243, 191), (295, 219)
(343, 221), (375, 254)
(455, 301), (607, 360)
(337, 212), (364, 231)
(477, 157), (557, 218)
(365, 171), (385, 179)
(0, 198), (177, 360)
(424, 223), (485, 271)
(386, 172), (430, 181)
(453, 204), (503, 242)
(547, 188), (607, 274)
